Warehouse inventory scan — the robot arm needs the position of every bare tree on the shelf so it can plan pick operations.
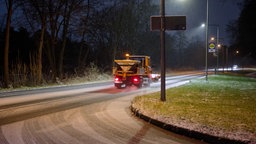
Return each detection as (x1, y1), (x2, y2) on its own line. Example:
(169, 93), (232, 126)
(58, 0), (85, 78)
(77, 0), (92, 68)
(3, 0), (13, 88)
(20, 0), (47, 83)
(21, 0), (88, 80)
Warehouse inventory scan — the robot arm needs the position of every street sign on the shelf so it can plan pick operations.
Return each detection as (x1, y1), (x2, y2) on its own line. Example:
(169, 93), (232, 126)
(150, 16), (186, 31)
(208, 42), (216, 53)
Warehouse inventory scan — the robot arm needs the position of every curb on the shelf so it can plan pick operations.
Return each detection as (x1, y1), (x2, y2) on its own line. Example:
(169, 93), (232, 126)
(130, 106), (250, 144)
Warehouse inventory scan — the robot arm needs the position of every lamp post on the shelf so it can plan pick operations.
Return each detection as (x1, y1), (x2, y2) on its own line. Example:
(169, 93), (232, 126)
(217, 43), (221, 72)
(226, 46), (229, 71)
(216, 26), (219, 73)
(205, 0), (209, 81)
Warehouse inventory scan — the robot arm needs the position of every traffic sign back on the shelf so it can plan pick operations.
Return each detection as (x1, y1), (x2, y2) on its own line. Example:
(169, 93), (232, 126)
(150, 16), (186, 31)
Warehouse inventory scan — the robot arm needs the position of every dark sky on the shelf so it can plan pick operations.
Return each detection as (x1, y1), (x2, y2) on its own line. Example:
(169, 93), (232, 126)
(0, 0), (242, 46)
(164, 0), (243, 45)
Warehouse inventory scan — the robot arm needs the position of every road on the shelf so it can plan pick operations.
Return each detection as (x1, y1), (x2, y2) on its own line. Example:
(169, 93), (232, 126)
(0, 74), (207, 144)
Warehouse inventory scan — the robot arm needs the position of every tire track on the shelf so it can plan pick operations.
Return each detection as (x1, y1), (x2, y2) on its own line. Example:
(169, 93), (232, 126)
(0, 128), (9, 144)
(79, 102), (132, 144)
(50, 111), (103, 143)
(0, 74), (206, 144)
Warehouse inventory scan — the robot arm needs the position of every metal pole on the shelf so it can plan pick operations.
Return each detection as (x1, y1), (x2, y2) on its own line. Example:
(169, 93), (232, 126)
(226, 47), (228, 71)
(216, 26), (219, 74)
(209, 24), (220, 74)
(205, 0), (209, 81)
(160, 0), (166, 101)
(222, 45), (225, 72)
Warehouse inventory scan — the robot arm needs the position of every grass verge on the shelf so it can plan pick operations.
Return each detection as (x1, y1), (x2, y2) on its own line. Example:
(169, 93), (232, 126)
(132, 74), (256, 142)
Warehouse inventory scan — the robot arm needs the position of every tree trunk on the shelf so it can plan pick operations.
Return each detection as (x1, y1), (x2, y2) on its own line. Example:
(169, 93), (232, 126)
(3, 0), (13, 88)
(58, 1), (71, 79)
(37, 17), (46, 83)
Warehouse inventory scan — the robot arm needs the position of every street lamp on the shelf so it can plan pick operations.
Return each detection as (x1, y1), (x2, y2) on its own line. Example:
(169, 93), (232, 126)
(217, 43), (221, 72)
(205, 0), (209, 81)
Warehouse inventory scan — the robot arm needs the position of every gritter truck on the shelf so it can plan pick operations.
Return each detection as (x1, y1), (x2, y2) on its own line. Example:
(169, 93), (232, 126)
(112, 54), (159, 89)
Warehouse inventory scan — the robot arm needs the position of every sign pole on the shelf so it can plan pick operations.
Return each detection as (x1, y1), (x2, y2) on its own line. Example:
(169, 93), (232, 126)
(150, 1), (186, 102)
(160, 0), (166, 101)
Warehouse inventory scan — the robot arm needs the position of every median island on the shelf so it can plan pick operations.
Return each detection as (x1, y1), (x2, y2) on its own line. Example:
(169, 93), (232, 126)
(131, 74), (256, 144)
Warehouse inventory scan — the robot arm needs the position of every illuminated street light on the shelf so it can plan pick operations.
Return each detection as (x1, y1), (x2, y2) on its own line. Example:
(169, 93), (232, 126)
(199, 0), (212, 80)
(205, 0), (209, 81)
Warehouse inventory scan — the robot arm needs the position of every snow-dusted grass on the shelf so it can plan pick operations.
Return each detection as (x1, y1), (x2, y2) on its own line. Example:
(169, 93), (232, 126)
(132, 75), (256, 141)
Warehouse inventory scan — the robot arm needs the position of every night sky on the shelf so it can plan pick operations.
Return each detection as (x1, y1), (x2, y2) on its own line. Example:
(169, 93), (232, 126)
(0, 0), (242, 45)
(164, 0), (242, 45)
